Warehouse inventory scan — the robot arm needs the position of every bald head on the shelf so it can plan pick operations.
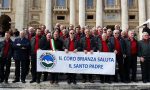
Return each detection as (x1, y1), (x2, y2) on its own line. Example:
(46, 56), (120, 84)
(28, 27), (35, 34)
(113, 30), (120, 38)
(20, 30), (26, 38)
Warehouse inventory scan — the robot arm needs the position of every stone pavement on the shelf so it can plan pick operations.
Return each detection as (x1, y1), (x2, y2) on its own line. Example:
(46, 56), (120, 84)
(0, 80), (150, 90)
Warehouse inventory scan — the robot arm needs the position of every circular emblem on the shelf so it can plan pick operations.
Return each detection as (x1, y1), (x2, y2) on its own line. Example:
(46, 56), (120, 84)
(40, 52), (56, 69)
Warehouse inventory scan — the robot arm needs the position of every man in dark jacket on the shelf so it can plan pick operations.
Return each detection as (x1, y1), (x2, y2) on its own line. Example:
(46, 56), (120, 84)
(124, 30), (138, 82)
(25, 27), (35, 77)
(91, 27), (102, 51)
(64, 30), (80, 84)
(12, 30), (30, 83)
(30, 28), (42, 83)
(39, 33), (51, 81)
(60, 29), (68, 41)
(99, 33), (112, 83)
(80, 28), (96, 83)
(38, 28), (50, 81)
(0, 32), (13, 83)
(138, 32), (150, 83)
(27, 27), (35, 40)
(109, 30), (126, 82)
(49, 30), (64, 84)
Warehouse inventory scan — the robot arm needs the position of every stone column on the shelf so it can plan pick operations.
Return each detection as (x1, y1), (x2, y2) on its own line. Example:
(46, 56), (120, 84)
(70, 0), (75, 26)
(121, 0), (128, 31)
(96, 0), (103, 27)
(79, 0), (85, 27)
(24, 0), (29, 28)
(0, 10), (1, 16)
(15, 0), (25, 31)
(146, 0), (150, 27)
(0, 4), (1, 16)
(139, 0), (146, 39)
(45, 0), (52, 31)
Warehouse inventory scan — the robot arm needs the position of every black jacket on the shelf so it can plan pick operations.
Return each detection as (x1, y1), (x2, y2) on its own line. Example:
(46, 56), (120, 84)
(138, 39), (150, 57)
(52, 38), (64, 51)
(39, 36), (52, 50)
(0, 39), (13, 58)
(101, 40), (112, 52)
(30, 36), (42, 55)
(63, 38), (80, 51)
(13, 37), (30, 60)
(91, 35), (102, 51)
(108, 37), (126, 55)
(124, 38), (138, 56)
(80, 36), (96, 51)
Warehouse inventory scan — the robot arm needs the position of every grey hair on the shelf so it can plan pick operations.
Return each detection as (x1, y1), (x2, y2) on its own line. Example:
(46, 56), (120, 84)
(142, 32), (149, 36)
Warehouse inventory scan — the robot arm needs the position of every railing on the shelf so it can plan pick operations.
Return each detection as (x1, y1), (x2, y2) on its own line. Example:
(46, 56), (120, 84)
(0, 7), (11, 12)
(86, 6), (94, 10)
(128, 5), (137, 10)
(30, 7), (41, 11)
(104, 5), (120, 10)
(53, 6), (68, 11)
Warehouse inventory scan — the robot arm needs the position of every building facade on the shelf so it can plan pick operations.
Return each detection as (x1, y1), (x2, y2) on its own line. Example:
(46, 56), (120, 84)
(0, 0), (150, 34)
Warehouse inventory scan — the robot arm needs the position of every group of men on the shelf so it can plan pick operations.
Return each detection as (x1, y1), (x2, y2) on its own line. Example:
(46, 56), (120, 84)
(0, 23), (150, 85)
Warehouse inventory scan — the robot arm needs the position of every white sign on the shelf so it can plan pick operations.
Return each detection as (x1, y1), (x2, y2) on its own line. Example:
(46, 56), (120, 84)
(37, 50), (116, 75)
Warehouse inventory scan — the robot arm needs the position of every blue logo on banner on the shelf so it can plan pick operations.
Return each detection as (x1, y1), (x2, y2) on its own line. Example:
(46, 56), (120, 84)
(40, 53), (56, 69)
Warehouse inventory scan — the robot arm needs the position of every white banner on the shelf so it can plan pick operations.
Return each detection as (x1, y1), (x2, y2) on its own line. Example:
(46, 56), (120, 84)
(37, 50), (116, 75)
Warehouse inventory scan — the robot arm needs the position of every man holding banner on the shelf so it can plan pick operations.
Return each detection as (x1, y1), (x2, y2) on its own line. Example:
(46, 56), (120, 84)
(99, 33), (112, 83)
(39, 33), (52, 81)
(49, 30), (63, 84)
(64, 30), (80, 84)
(80, 28), (96, 83)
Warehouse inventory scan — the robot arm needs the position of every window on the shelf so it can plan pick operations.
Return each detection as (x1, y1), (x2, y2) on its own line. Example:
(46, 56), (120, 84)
(32, 0), (40, 8)
(57, 16), (65, 20)
(31, 14), (40, 20)
(106, 0), (115, 6)
(128, 0), (134, 8)
(2, 0), (9, 8)
(107, 14), (115, 19)
(29, 21), (40, 28)
(56, 0), (66, 6)
(129, 15), (135, 20)
(87, 15), (94, 20)
(86, 0), (93, 9)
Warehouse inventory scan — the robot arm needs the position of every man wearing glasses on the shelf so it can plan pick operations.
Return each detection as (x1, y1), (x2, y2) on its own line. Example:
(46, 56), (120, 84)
(64, 30), (80, 84)
(80, 28), (96, 83)
(109, 30), (126, 82)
